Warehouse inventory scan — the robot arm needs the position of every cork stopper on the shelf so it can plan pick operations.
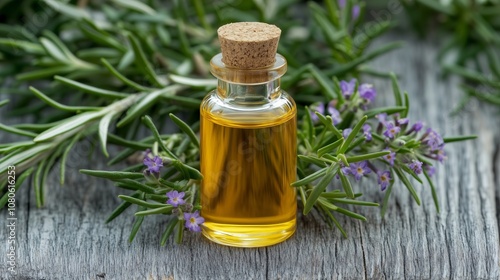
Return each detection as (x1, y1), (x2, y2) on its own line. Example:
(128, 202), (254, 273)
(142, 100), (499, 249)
(218, 22), (281, 69)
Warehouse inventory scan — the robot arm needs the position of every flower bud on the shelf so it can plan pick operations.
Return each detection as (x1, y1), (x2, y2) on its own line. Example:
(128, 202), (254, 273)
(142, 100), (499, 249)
(143, 169), (159, 184)
(183, 203), (194, 212)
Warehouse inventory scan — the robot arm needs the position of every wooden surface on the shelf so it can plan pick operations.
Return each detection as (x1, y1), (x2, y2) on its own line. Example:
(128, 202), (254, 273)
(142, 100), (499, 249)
(1, 33), (499, 280)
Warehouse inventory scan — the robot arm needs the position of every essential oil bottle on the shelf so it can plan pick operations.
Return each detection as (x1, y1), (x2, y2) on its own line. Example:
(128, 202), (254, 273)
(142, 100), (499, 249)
(200, 22), (297, 247)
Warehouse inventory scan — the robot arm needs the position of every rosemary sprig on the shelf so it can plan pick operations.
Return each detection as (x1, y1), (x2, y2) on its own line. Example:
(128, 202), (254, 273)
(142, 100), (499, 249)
(79, 74), (476, 243)
(0, 0), (397, 207)
(402, 0), (500, 109)
(0, 0), (476, 244)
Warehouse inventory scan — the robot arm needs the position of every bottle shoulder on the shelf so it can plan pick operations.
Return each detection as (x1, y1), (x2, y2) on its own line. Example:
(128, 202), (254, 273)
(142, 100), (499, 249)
(200, 90), (296, 128)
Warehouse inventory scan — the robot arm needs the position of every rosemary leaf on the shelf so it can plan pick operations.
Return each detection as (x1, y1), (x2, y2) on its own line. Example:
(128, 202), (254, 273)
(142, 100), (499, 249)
(317, 138), (343, 157)
(135, 206), (174, 216)
(303, 163), (337, 215)
(0, 39), (44, 55)
(118, 86), (183, 128)
(0, 168), (34, 209)
(443, 135), (478, 143)
(400, 164), (424, 184)
(106, 191), (141, 223)
(98, 112), (115, 158)
(346, 151), (390, 163)
(127, 33), (164, 87)
(33, 161), (46, 208)
(142, 115), (179, 160)
(331, 194), (367, 201)
(316, 112), (343, 138)
(30, 86), (101, 112)
(118, 195), (166, 209)
(101, 58), (151, 92)
(338, 169), (355, 199)
(335, 206), (367, 221)
(169, 74), (216, 88)
(292, 167), (328, 187)
(0, 123), (37, 138)
(161, 218), (179, 246)
(16, 65), (75, 81)
(60, 133), (82, 185)
(323, 207), (347, 238)
(364, 106), (406, 119)
(326, 42), (403, 76)
(115, 179), (156, 194)
(308, 64), (338, 100)
(54, 76), (128, 98)
(338, 116), (367, 154)
(380, 175), (395, 218)
(34, 112), (99, 142)
(393, 166), (421, 206)
(297, 155), (328, 168)
(129, 206), (146, 243)
(112, 0), (156, 15)
(0, 99), (9, 107)
(402, 92), (410, 118)
(423, 169), (440, 213)
(169, 114), (199, 148)
(174, 219), (184, 244)
(390, 72), (403, 107)
(79, 170), (144, 180)
(43, 0), (90, 19)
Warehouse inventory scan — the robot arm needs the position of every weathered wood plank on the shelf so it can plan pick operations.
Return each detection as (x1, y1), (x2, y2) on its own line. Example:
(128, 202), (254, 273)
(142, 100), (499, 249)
(359, 33), (500, 279)
(0, 33), (499, 279)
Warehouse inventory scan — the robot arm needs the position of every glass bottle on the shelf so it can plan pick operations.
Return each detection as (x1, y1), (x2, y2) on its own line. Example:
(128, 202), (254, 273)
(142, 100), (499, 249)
(200, 23), (297, 247)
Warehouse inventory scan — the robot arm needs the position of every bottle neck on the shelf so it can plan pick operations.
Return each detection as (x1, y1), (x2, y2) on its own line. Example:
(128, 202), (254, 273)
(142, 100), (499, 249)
(216, 78), (281, 104)
(210, 53), (287, 105)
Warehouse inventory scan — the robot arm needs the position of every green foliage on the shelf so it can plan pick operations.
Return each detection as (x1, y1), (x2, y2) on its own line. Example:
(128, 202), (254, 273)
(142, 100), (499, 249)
(402, 0), (500, 108)
(0, 0), (476, 244)
(0, 0), (394, 204)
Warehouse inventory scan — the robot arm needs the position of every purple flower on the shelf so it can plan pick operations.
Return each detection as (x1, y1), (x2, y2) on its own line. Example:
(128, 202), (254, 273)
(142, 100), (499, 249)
(142, 149), (151, 157)
(343, 128), (352, 139)
(377, 170), (391, 191)
(166, 190), (186, 207)
(184, 211), (205, 232)
(422, 128), (444, 152)
(349, 161), (371, 181)
(310, 103), (325, 123)
(336, 163), (351, 180)
(340, 79), (356, 99)
(341, 166), (350, 176)
(425, 165), (436, 177)
(383, 150), (396, 166)
(359, 83), (376, 102)
(328, 102), (342, 125)
(376, 113), (387, 125)
(362, 124), (372, 141)
(143, 155), (163, 173)
(331, 111), (342, 125)
(383, 122), (401, 139)
(412, 121), (424, 133)
(434, 149), (446, 163)
(397, 118), (409, 125)
(327, 100), (337, 114)
(352, 5), (361, 20)
(336, 162), (350, 177)
(408, 160), (423, 175)
(337, 0), (360, 21)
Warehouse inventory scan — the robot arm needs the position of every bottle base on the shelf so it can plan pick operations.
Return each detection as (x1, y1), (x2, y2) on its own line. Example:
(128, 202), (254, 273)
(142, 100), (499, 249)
(201, 219), (296, 248)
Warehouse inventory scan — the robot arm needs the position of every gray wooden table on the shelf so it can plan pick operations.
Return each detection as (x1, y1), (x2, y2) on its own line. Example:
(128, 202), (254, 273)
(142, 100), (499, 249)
(1, 33), (499, 280)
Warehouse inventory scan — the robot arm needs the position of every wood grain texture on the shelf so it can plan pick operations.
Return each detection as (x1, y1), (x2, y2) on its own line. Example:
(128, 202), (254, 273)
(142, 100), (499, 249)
(0, 34), (499, 280)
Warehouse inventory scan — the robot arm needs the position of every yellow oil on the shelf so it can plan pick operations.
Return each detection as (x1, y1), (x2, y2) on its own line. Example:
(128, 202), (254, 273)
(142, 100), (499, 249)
(200, 107), (297, 247)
